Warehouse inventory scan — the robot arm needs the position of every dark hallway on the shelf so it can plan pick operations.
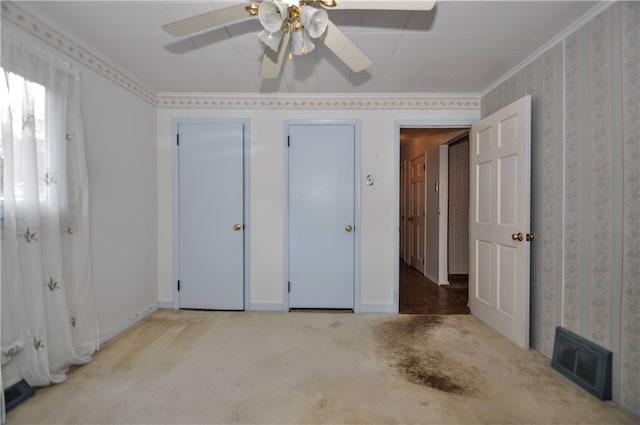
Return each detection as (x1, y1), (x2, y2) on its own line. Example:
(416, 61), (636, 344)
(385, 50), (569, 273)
(399, 260), (470, 314)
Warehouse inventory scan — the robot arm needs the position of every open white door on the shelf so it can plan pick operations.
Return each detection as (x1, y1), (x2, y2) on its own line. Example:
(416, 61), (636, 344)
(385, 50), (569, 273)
(469, 95), (532, 349)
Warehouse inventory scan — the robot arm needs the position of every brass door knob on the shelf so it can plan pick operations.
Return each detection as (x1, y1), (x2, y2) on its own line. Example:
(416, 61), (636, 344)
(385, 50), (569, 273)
(526, 233), (535, 242)
(345, 225), (353, 233)
(511, 232), (524, 242)
(233, 224), (242, 231)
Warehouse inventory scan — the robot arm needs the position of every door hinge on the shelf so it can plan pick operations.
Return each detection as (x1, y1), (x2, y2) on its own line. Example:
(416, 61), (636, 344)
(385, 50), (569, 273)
(288, 281), (291, 293)
(176, 134), (179, 146)
(177, 280), (181, 291)
(287, 136), (290, 147)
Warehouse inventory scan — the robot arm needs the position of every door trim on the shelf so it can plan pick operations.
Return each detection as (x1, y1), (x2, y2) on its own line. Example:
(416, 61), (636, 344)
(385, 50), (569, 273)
(393, 120), (476, 313)
(172, 118), (250, 310)
(283, 120), (361, 312)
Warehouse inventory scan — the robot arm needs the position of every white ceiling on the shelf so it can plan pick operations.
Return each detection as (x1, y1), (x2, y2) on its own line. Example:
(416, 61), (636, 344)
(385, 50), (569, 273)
(20, 0), (599, 95)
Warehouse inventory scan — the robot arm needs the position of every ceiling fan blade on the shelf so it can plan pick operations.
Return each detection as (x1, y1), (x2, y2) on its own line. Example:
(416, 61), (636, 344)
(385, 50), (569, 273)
(259, 31), (291, 79)
(330, 0), (435, 11)
(162, 3), (258, 37)
(321, 21), (372, 73)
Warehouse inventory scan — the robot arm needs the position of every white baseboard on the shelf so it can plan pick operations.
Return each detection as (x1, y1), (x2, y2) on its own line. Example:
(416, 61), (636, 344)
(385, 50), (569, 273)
(426, 272), (439, 283)
(158, 301), (174, 309)
(359, 304), (397, 313)
(249, 303), (284, 311)
(99, 303), (158, 343)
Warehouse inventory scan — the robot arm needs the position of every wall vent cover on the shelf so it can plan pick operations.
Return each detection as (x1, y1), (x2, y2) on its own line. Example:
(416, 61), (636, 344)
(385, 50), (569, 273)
(4, 379), (34, 412)
(551, 326), (612, 400)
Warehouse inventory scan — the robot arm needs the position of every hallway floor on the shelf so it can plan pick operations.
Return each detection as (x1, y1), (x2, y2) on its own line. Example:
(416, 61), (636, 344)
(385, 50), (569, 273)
(6, 310), (638, 424)
(399, 260), (470, 314)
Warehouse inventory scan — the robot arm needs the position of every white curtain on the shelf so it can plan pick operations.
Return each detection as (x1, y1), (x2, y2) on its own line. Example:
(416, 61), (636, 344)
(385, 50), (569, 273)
(1, 38), (100, 412)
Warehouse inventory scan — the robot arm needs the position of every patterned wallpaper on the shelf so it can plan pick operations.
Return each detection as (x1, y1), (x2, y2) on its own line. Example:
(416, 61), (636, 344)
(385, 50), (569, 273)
(481, 2), (639, 416)
(448, 138), (469, 275)
(481, 44), (565, 359)
(620, 0), (640, 414)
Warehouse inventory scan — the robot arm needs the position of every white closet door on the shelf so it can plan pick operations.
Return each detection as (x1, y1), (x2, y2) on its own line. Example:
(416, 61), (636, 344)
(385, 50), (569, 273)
(288, 124), (355, 309)
(178, 122), (244, 310)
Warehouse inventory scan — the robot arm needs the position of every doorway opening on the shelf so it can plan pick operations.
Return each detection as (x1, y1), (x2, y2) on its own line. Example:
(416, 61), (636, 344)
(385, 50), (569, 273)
(398, 127), (470, 314)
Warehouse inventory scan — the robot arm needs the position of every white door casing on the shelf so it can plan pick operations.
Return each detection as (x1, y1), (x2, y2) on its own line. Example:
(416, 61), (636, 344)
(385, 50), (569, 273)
(410, 155), (426, 274)
(438, 144), (450, 285)
(469, 95), (532, 349)
(400, 160), (408, 262)
(177, 122), (245, 310)
(288, 124), (356, 309)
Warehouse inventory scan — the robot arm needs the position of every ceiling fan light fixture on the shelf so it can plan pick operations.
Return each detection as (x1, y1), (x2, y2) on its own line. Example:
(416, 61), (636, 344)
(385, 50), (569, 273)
(291, 30), (315, 55)
(300, 6), (329, 38)
(317, 0), (337, 7)
(259, 0), (288, 32)
(258, 29), (284, 52)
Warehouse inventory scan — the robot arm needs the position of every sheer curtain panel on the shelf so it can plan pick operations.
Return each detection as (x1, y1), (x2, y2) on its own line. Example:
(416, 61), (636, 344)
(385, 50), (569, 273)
(1, 38), (100, 414)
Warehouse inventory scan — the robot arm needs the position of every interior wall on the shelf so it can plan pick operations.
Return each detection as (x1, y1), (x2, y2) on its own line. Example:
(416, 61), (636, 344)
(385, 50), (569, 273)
(1, 21), (159, 357)
(157, 110), (479, 311)
(481, 1), (639, 415)
(82, 67), (159, 342)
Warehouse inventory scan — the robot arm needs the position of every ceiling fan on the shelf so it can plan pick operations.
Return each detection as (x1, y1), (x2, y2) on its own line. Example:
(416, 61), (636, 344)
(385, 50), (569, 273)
(162, 0), (436, 79)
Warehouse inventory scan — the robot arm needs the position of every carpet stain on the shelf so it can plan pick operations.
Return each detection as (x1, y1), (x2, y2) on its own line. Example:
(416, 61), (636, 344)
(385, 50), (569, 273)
(329, 320), (344, 329)
(375, 316), (481, 396)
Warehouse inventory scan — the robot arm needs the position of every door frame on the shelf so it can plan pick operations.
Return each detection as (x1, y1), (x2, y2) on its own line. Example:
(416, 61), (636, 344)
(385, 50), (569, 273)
(394, 120), (475, 313)
(172, 118), (251, 310)
(283, 119), (361, 312)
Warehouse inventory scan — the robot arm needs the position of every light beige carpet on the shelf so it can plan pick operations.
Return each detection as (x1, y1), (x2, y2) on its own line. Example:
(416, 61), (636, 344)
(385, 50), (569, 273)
(6, 310), (639, 424)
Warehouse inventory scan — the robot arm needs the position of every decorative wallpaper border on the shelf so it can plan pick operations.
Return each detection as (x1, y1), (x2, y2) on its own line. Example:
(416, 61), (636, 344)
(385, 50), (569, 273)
(1, 1), (157, 105)
(2, 1), (480, 111)
(154, 95), (480, 110)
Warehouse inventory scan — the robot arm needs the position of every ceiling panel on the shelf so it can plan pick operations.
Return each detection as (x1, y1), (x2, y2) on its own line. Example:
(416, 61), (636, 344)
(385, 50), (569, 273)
(384, 56), (427, 76)
(345, 32), (402, 57)
(15, 0), (601, 95)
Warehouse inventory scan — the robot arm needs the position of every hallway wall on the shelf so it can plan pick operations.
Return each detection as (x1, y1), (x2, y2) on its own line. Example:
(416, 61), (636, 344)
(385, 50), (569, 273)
(448, 138), (469, 275)
(400, 129), (467, 282)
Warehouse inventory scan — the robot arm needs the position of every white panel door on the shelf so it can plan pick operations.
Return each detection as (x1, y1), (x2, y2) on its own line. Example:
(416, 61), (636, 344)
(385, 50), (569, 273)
(288, 124), (355, 309)
(178, 122), (244, 310)
(410, 155), (426, 273)
(469, 95), (531, 349)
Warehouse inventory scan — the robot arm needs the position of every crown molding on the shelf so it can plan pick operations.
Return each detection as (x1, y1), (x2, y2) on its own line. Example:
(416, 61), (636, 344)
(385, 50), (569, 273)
(2, 1), (157, 105)
(3, 1), (480, 111)
(155, 94), (481, 110)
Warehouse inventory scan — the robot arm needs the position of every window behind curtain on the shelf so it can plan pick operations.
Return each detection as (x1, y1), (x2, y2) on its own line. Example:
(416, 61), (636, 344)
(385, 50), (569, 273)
(1, 69), (48, 213)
